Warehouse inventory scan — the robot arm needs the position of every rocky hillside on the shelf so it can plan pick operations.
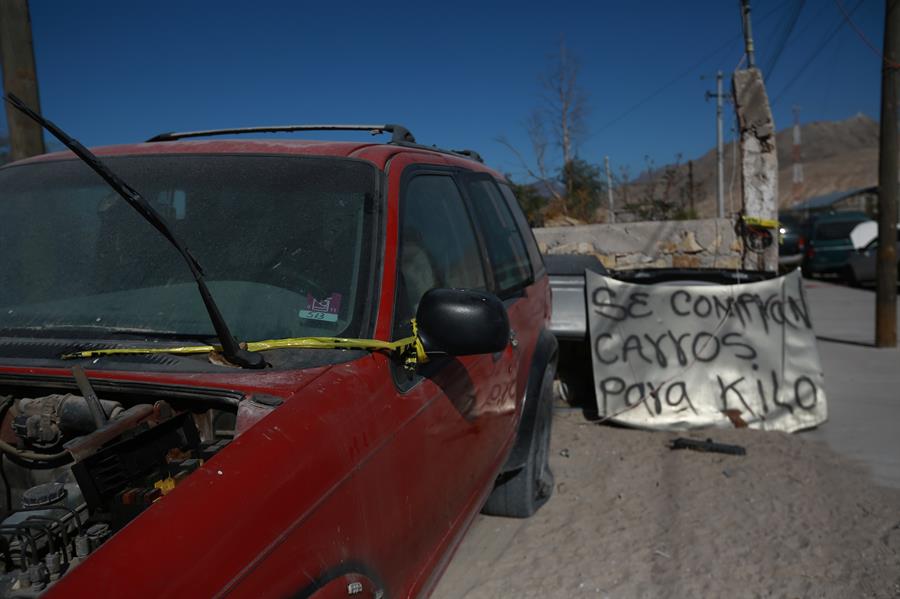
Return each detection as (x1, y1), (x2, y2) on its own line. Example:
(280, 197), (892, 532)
(619, 113), (879, 219)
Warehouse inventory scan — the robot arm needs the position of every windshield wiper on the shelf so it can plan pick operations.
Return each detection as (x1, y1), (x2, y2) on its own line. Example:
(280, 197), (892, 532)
(3, 93), (266, 369)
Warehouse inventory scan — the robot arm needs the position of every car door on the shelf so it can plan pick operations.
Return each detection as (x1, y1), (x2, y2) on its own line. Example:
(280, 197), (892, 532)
(386, 163), (520, 591)
(458, 173), (546, 405)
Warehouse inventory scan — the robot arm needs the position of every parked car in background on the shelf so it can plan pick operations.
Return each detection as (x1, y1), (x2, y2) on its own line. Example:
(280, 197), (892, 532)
(778, 212), (806, 271)
(843, 227), (900, 287)
(0, 101), (558, 598)
(801, 212), (871, 279)
(849, 220), (878, 251)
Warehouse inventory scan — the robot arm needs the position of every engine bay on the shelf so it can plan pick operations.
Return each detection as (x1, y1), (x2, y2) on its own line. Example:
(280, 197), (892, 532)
(0, 372), (244, 597)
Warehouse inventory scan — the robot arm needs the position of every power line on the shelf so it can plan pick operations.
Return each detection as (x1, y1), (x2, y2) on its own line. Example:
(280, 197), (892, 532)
(595, 3), (786, 134)
(763, 0), (806, 79)
(771, 0), (864, 107)
(833, 0), (900, 69)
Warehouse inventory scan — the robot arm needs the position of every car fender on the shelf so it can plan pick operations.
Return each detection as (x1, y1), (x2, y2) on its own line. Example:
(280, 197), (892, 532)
(500, 328), (558, 473)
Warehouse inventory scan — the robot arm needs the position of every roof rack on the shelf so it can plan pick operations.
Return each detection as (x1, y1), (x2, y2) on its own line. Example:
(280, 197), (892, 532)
(147, 124), (416, 144)
(145, 124), (486, 164)
(450, 149), (484, 163)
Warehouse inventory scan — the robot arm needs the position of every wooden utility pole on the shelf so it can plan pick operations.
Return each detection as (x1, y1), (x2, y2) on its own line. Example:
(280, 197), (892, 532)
(0, 0), (45, 161)
(875, 0), (899, 348)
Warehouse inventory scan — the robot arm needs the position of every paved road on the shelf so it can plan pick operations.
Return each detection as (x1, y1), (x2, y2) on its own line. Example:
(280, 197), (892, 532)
(800, 279), (900, 488)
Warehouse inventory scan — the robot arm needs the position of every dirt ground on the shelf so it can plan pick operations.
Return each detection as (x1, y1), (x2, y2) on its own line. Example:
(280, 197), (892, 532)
(432, 410), (900, 599)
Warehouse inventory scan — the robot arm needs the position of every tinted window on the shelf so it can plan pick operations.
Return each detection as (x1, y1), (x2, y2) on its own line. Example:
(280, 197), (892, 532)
(464, 177), (532, 295)
(393, 174), (487, 339)
(815, 220), (864, 241)
(498, 183), (545, 278)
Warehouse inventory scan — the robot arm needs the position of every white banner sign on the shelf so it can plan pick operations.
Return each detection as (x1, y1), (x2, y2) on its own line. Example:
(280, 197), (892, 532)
(587, 269), (827, 432)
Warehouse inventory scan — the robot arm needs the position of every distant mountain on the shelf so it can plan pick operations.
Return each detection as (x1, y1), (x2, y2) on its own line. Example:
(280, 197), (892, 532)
(617, 113), (879, 219)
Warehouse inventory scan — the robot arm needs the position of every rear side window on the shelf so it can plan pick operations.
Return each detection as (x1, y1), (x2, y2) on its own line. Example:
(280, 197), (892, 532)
(463, 176), (532, 296)
(815, 220), (864, 241)
(498, 183), (545, 279)
(393, 174), (487, 339)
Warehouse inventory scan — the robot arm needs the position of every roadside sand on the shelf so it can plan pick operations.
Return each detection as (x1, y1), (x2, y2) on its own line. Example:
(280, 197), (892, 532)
(433, 410), (900, 598)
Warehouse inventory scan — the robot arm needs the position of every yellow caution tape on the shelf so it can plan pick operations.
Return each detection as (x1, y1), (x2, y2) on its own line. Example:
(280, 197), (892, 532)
(60, 320), (429, 370)
(742, 215), (780, 229)
(154, 477), (177, 495)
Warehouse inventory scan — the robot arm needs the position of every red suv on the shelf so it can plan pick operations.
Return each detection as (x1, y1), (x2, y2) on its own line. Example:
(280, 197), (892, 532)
(0, 113), (556, 598)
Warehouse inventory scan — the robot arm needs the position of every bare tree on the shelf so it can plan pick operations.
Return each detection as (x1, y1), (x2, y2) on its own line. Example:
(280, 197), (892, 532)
(540, 39), (588, 200)
(497, 39), (589, 217)
(497, 112), (562, 205)
(619, 154), (698, 221)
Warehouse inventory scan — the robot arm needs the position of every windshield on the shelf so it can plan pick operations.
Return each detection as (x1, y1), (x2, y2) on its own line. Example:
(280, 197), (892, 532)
(0, 154), (378, 342)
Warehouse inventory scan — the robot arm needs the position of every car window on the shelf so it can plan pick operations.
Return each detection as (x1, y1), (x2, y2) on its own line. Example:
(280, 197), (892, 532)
(815, 220), (865, 240)
(464, 177), (533, 296)
(392, 174), (487, 339)
(498, 183), (546, 279)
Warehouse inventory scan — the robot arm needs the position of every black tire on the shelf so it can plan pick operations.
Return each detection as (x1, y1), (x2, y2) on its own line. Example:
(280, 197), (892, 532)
(555, 340), (594, 409)
(842, 265), (860, 287)
(481, 368), (555, 518)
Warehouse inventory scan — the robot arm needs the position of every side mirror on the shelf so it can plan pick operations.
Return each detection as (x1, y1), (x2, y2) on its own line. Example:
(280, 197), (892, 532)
(415, 288), (509, 357)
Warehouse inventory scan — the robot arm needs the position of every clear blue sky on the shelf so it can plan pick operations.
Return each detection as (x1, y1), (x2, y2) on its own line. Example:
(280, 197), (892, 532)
(0, 0), (887, 181)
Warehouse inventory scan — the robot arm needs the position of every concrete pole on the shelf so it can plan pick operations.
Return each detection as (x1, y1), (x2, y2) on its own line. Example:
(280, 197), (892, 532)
(733, 68), (778, 273)
(875, 0), (898, 348)
(0, 0), (45, 160)
(604, 155), (615, 223)
(792, 105), (803, 203)
(716, 71), (725, 218)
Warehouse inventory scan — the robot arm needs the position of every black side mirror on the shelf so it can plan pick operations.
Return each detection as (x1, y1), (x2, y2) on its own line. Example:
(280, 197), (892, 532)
(415, 288), (509, 357)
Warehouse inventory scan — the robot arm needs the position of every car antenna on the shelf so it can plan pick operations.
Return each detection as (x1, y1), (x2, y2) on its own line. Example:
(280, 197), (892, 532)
(3, 93), (266, 369)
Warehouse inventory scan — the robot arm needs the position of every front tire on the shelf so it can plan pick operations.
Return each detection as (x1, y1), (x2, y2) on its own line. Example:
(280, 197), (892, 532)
(842, 265), (860, 287)
(482, 368), (554, 518)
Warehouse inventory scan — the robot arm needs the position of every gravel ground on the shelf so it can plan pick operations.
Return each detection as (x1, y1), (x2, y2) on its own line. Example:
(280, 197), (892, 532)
(432, 410), (900, 599)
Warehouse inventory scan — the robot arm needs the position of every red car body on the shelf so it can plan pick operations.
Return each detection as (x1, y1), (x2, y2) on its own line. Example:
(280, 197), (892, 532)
(0, 138), (555, 598)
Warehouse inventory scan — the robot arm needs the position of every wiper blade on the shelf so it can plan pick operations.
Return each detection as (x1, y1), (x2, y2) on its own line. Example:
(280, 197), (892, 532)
(60, 331), (427, 372)
(4, 93), (266, 369)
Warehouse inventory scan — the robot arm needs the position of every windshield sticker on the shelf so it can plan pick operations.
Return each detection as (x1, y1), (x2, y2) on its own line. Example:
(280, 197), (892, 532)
(299, 292), (342, 323)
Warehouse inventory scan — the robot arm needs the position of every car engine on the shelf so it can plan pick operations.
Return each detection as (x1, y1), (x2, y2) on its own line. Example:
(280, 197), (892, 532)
(0, 372), (245, 597)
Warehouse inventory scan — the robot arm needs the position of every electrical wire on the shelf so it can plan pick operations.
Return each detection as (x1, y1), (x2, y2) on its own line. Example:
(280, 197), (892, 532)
(771, 0), (865, 107)
(595, 3), (787, 134)
(833, 0), (900, 69)
(764, 0), (807, 79)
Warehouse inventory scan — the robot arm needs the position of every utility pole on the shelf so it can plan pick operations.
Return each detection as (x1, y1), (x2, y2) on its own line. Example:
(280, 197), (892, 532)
(875, 0), (898, 348)
(688, 160), (695, 216)
(740, 0), (756, 68)
(792, 105), (804, 204)
(0, 0), (45, 160)
(734, 0), (778, 272)
(604, 155), (615, 223)
(705, 71), (728, 218)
